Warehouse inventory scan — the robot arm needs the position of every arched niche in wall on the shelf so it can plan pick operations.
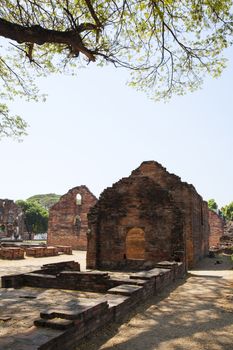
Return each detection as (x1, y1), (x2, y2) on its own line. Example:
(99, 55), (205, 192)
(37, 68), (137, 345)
(76, 193), (82, 205)
(126, 227), (145, 260)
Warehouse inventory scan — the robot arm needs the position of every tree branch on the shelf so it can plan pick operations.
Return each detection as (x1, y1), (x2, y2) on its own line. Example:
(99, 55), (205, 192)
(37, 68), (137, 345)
(83, 0), (102, 28)
(0, 17), (96, 61)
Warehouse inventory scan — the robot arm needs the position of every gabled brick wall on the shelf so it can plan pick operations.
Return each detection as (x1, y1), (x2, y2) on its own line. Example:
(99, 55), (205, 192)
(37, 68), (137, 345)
(87, 161), (210, 270)
(47, 186), (97, 250)
(131, 162), (209, 268)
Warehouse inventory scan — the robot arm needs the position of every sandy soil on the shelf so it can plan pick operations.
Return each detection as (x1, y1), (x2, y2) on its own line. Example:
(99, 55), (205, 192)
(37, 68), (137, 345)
(0, 287), (103, 338)
(76, 255), (233, 350)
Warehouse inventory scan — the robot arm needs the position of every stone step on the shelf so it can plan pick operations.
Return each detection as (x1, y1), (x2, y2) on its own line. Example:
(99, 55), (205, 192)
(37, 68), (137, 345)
(130, 267), (170, 280)
(107, 284), (143, 296)
(40, 300), (109, 321)
(155, 261), (177, 270)
(110, 278), (147, 286)
(34, 317), (74, 331)
(24, 273), (56, 279)
(60, 271), (110, 278)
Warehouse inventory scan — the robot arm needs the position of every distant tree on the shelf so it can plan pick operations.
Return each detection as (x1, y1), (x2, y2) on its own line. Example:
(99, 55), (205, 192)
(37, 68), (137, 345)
(27, 193), (61, 209)
(221, 202), (233, 221)
(0, 0), (233, 139)
(208, 199), (218, 211)
(16, 199), (49, 239)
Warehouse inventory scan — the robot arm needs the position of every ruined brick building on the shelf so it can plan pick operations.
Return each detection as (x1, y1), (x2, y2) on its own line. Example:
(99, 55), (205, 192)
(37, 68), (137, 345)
(0, 199), (24, 239)
(47, 186), (97, 250)
(208, 210), (224, 247)
(87, 161), (209, 270)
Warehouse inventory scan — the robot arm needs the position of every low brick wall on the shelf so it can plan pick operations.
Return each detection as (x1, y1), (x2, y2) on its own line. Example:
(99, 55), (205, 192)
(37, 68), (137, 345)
(1, 261), (184, 292)
(41, 261), (80, 274)
(56, 246), (72, 255)
(25, 246), (59, 257)
(37, 302), (115, 350)
(2, 273), (25, 288)
(1, 260), (185, 350)
(0, 247), (24, 260)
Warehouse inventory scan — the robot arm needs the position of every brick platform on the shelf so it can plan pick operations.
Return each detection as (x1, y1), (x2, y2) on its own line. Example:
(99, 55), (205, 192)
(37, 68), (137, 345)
(56, 245), (72, 255)
(25, 247), (58, 258)
(0, 247), (24, 259)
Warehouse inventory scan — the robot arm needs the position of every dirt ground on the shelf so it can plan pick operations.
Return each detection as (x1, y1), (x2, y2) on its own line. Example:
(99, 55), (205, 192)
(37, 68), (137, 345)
(76, 255), (233, 350)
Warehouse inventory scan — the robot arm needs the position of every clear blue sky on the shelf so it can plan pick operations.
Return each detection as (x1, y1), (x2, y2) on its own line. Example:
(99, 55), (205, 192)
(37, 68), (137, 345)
(1, 47), (232, 208)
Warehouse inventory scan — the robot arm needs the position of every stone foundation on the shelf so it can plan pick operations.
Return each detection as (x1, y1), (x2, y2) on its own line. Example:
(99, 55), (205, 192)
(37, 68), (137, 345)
(1, 260), (185, 349)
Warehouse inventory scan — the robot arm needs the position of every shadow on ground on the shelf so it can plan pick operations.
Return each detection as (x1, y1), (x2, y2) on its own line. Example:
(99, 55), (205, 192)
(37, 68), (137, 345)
(76, 256), (233, 350)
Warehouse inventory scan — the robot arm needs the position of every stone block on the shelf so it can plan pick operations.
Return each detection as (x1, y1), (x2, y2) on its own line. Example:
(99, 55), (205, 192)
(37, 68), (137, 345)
(107, 284), (143, 296)
(34, 318), (74, 331)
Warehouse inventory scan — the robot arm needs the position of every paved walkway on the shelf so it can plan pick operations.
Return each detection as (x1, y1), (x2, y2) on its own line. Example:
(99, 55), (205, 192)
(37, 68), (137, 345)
(76, 255), (233, 350)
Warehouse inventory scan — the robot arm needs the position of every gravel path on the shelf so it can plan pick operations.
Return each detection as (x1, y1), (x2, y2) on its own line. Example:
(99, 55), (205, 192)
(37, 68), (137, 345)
(76, 255), (233, 350)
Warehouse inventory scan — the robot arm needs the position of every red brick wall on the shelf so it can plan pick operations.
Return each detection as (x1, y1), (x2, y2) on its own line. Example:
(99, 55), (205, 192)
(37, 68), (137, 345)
(87, 161), (210, 270)
(208, 210), (224, 247)
(87, 174), (184, 270)
(47, 186), (97, 250)
(131, 162), (209, 268)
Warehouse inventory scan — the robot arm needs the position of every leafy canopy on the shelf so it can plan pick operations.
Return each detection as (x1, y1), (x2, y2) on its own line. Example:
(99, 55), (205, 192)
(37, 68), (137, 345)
(208, 198), (218, 211)
(0, 0), (232, 139)
(27, 193), (61, 209)
(221, 202), (233, 221)
(16, 199), (49, 234)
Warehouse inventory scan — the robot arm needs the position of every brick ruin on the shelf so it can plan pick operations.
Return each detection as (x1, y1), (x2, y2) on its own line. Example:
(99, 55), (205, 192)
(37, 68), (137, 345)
(87, 161), (209, 270)
(1, 260), (185, 349)
(208, 210), (224, 247)
(47, 186), (97, 250)
(0, 162), (220, 349)
(0, 199), (24, 240)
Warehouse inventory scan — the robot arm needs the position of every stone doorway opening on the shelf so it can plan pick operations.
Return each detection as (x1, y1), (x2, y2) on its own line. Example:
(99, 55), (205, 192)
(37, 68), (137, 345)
(126, 227), (145, 260)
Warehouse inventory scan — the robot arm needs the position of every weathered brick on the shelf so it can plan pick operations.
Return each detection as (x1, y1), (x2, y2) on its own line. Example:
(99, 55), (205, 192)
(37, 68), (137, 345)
(87, 161), (209, 270)
(25, 247), (58, 258)
(47, 186), (97, 250)
(0, 247), (24, 259)
(208, 210), (224, 247)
